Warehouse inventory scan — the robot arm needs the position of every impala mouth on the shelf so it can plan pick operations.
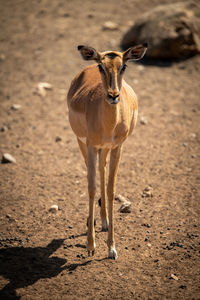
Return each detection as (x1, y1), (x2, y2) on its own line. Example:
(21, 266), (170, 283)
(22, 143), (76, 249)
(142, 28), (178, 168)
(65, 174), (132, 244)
(108, 95), (120, 105)
(110, 98), (119, 105)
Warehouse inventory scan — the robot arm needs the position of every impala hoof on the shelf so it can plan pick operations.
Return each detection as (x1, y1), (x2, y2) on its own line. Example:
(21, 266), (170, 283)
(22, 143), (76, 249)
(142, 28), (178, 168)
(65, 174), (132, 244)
(102, 227), (108, 232)
(86, 241), (96, 257)
(101, 219), (109, 232)
(87, 249), (95, 257)
(108, 248), (118, 260)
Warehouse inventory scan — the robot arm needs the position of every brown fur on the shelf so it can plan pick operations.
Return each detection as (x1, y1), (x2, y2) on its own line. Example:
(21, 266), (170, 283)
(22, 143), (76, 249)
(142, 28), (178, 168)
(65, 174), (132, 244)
(67, 45), (147, 259)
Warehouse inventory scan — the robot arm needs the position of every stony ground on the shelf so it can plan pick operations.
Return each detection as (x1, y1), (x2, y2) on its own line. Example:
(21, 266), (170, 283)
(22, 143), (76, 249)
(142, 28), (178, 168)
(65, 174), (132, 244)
(0, 0), (200, 299)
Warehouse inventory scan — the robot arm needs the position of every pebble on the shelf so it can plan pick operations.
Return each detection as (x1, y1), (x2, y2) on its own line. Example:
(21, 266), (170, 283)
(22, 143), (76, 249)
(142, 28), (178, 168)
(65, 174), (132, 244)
(35, 82), (53, 97)
(1, 153), (16, 164)
(11, 104), (21, 111)
(179, 285), (187, 289)
(115, 194), (128, 202)
(119, 201), (131, 213)
(102, 21), (118, 30)
(87, 13), (94, 18)
(142, 223), (151, 228)
(170, 274), (179, 281)
(142, 186), (153, 198)
(190, 133), (196, 139)
(0, 126), (8, 132)
(55, 136), (62, 142)
(49, 204), (59, 212)
(140, 116), (148, 125)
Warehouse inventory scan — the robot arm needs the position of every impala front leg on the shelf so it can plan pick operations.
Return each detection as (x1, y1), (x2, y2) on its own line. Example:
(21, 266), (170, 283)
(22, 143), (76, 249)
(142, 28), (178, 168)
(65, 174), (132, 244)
(107, 145), (122, 259)
(99, 149), (109, 232)
(87, 145), (97, 256)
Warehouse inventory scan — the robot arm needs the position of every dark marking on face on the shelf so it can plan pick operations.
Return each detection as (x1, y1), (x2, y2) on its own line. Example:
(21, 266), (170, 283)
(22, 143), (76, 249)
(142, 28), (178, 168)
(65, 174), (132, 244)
(105, 52), (119, 59)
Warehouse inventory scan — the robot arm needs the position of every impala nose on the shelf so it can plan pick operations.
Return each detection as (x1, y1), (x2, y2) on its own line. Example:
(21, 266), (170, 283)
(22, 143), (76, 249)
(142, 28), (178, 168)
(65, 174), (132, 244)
(108, 94), (120, 105)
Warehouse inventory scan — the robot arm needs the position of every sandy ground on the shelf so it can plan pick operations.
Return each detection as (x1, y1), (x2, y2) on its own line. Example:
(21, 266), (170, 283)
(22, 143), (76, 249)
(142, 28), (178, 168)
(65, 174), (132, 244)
(0, 0), (200, 299)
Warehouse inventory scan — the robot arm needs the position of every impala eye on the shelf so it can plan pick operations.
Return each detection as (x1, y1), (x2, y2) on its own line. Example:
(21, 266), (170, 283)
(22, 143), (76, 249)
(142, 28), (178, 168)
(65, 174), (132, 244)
(98, 64), (104, 73)
(120, 64), (127, 73)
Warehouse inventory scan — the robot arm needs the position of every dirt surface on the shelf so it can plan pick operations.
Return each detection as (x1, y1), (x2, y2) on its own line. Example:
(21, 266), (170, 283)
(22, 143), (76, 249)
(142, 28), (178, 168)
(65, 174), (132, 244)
(0, 0), (200, 299)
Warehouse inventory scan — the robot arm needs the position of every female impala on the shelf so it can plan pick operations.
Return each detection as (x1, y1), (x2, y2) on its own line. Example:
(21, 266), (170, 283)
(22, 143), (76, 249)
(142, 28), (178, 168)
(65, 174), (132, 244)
(67, 43), (147, 259)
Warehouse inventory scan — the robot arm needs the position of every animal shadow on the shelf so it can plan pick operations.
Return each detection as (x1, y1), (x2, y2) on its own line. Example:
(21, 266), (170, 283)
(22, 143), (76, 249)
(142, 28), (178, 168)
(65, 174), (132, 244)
(0, 239), (66, 299)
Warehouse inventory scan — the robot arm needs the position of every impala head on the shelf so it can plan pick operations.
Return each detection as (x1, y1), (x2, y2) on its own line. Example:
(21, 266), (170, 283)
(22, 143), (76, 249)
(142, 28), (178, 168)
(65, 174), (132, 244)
(78, 43), (147, 105)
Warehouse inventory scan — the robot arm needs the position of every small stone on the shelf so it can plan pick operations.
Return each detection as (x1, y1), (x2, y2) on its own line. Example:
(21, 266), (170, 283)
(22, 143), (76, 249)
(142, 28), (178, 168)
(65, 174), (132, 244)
(55, 136), (62, 142)
(11, 104), (21, 111)
(190, 133), (196, 139)
(140, 116), (148, 125)
(2, 153), (16, 164)
(87, 13), (94, 18)
(142, 223), (151, 228)
(102, 21), (118, 30)
(179, 285), (187, 289)
(142, 186), (153, 198)
(49, 205), (59, 212)
(147, 243), (152, 247)
(115, 194), (129, 202)
(0, 126), (8, 132)
(35, 82), (53, 97)
(119, 201), (131, 213)
(170, 274), (179, 281)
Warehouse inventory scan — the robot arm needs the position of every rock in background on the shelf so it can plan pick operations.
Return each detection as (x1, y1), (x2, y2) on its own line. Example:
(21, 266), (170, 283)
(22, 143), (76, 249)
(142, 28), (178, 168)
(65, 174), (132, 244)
(121, 1), (200, 60)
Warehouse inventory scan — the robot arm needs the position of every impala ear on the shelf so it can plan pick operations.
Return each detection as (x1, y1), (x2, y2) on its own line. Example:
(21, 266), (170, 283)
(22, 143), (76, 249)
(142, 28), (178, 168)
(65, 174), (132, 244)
(123, 43), (148, 61)
(77, 45), (101, 62)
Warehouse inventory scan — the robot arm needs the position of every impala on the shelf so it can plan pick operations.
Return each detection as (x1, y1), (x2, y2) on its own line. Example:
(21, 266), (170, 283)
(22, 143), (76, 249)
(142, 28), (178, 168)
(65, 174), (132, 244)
(67, 43), (147, 259)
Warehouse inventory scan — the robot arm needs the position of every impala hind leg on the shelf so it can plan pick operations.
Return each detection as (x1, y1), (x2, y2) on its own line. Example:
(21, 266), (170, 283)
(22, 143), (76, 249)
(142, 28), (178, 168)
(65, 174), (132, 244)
(99, 149), (109, 231)
(77, 138), (87, 166)
(107, 145), (122, 259)
(87, 146), (97, 256)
